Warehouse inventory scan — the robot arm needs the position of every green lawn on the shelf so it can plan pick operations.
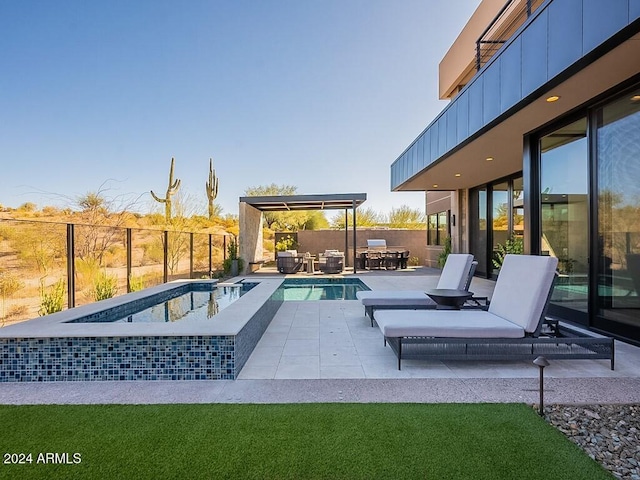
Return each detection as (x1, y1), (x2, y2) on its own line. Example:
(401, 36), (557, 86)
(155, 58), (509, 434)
(0, 403), (612, 480)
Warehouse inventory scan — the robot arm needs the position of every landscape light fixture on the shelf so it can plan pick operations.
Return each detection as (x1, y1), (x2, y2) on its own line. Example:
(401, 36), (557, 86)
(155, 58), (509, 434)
(533, 356), (550, 416)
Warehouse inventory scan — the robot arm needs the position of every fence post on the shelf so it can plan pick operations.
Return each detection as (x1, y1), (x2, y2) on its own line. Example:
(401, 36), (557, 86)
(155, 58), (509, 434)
(163, 230), (168, 283)
(126, 228), (132, 292)
(190, 232), (194, 279)
(208, 234), (213, 277)
(66, 223), (75, 309)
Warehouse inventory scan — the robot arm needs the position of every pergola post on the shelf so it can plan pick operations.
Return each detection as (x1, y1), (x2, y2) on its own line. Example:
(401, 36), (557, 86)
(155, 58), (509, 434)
(352, 199), (357, 273)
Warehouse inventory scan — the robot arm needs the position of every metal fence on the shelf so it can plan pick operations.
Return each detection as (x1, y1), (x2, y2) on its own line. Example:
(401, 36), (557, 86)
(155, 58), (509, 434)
(0, 219), (228, 325)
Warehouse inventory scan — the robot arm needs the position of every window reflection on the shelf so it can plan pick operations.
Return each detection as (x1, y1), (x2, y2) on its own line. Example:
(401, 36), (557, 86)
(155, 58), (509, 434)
(597, 90), (640, 328)
(540, 117), (589, 312)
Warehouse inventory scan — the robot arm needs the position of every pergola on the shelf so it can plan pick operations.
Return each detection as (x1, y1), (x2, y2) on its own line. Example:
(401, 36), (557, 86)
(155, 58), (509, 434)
(238, 193), (367, 273)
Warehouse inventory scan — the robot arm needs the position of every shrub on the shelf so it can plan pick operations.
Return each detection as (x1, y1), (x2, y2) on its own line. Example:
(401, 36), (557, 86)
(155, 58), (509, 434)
(437, 237), (452, 268)
(492, 236), (524, 269)
(39, 279), (65, 316)
(93, 272), (118, 301)
(128, 274), (146, 292)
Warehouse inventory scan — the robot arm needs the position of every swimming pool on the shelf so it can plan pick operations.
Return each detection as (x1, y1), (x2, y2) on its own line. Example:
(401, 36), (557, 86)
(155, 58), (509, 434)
(271, 277), (370, 301)
(67, 282), (257, 323)
(0, 279), (283, 382)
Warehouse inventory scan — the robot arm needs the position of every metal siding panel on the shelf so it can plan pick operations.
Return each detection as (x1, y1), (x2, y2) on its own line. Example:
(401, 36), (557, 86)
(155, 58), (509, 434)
(632, 0), (640, 21)
(456, 90), (469, 143)
(468, 76), (483, 135)
(438, 114), (447, 157)
(422, 130), (431, 169)
(548, 0), (583, 79)
(447, 102), (457, 151)
(521, 8), (549, 97)
(430, 120), (439, 160)
(583, 0), (629, 53)
(500, 37), (522, 113)
(482, 60), (501, 124)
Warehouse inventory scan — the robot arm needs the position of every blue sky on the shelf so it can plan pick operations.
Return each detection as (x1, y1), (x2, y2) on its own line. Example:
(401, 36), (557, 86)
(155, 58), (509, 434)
(1, 0), (480, 217)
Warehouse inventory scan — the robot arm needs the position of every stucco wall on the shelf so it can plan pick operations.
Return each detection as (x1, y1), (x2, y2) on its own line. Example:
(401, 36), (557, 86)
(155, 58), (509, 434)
(238, 202), (263, 273)
(296, 229), (427, 266)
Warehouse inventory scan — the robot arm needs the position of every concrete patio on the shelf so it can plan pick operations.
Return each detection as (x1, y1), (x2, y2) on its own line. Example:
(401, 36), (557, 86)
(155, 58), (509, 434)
(1, 268), (639, 405)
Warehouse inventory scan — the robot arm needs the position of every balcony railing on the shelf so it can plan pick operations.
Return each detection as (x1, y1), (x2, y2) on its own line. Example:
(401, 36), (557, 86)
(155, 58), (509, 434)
(0, 218), (229, 325)
(476, 0), (541, 71)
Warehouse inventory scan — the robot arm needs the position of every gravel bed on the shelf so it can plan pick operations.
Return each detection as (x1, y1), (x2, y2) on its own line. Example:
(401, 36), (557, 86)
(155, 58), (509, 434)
(544, 404), (640, 479)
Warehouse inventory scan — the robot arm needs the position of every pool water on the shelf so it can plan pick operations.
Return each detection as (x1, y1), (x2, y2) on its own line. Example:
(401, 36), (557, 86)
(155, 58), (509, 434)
(67, 282), (257, 323)
(271, 278), (369, 301)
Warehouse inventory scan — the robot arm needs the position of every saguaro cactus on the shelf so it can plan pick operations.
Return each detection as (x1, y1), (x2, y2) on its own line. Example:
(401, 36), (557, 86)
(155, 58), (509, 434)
(151, 157), (181, 221)
(206, 157), (219, 220)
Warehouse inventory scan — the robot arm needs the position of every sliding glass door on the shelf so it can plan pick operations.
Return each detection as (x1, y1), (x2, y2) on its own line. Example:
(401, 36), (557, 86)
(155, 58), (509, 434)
(596, 90), (640, 333)
(540, 118), (589, 314)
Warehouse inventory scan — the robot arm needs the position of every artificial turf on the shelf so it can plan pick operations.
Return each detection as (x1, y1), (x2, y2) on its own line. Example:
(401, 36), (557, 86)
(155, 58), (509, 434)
(0, 403), (612, 479)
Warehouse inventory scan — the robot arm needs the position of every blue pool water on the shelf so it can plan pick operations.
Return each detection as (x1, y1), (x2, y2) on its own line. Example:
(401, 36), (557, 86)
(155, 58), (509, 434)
(271, 278), (370, 301)
(67, 282), (258, 323)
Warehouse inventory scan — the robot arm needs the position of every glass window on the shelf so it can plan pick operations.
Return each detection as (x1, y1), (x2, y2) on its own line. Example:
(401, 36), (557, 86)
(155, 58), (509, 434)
(427, 214), (438, 245)
(438, 212), (448, 246)
(597, 90), (640, 328)
(492, 182), (509, 276)
(540, 117), (589, 312)
(470, 188), (488, 275)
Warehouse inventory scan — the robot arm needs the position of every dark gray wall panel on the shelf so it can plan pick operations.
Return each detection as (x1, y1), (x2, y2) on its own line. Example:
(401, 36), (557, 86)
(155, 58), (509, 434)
(438, 114), (448, 157)
(446, 102), (457, 151)
(500, 37), (522, 112)
(522, 8), (548, 97)
(548, 0), (583, 79)
(482, 60), (501, 124)
(430, 120), (439, 161)
(583, 0), (629, 53)
(416, 136), (425, 170)
(456, 90), (469, 143)
(632, 0), (640, 21)
(421, 132), (431, 169)
(468, 75), (483, 135)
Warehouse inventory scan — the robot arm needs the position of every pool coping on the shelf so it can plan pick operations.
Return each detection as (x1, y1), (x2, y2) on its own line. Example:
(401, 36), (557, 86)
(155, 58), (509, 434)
(0, 278), (285, 339)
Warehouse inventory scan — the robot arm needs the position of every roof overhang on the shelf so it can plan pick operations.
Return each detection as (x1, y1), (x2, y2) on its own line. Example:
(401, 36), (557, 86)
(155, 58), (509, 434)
(239, 193), (367, 212)
(398, 31), (640, 192)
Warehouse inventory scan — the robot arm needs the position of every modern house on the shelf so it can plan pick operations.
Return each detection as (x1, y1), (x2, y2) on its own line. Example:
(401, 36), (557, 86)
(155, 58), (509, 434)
(391, 0), (640, 343)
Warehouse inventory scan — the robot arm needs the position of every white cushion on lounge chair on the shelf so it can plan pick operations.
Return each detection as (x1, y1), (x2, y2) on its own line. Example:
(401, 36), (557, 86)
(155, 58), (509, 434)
(375, 254), (558, 339)
(436, 254), (474, 290)
(487, 254), (558, 333)
(355, 253), (473, 305)
(375, 309), (525, 338)
(356, 291), (436, 307)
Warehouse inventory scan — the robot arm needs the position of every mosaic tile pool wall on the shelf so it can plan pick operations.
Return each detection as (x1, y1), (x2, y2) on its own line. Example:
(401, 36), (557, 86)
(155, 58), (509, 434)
(0, 297), (283, 382)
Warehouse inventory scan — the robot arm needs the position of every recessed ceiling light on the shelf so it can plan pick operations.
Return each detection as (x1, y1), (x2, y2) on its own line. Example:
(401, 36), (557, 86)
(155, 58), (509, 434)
(432, 184), (438, 188)
(454, 173), (461, 177)
(486, 157), (494, 161)
(631, 95), (640, 102)
(546, 95), (560, 103)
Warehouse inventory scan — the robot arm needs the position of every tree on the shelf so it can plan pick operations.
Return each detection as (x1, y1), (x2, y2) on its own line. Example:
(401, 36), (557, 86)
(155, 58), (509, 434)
(388, 205), (426, 228)
(244, 184), (297, 230)
(330, 208), (383, 229)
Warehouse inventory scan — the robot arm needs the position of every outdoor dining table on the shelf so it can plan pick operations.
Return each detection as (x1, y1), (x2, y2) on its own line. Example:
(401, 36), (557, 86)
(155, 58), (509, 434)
(358, 250), (407, 270)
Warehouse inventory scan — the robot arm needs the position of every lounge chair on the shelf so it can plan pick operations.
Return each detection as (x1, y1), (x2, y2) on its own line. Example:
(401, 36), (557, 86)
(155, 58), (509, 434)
(277, 250), (304, 274)
(356, 253), (476, 326)
(375, 254), (614, 369)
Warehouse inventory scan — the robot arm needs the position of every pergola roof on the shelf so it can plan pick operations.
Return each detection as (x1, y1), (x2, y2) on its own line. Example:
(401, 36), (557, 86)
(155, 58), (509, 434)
(239, 193), (366, 211)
